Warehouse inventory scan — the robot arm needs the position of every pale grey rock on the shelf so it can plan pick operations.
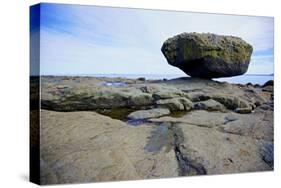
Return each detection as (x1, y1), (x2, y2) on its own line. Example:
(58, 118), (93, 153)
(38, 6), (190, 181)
(127, 108), (170, 119)
(40, 110), (178, 184)
(176, 123), (272, 174)
(150, 110), (226, 128)
(38, 76), (274, 183)
(41, 86), (154, 111)
(156, 97), (193, 111)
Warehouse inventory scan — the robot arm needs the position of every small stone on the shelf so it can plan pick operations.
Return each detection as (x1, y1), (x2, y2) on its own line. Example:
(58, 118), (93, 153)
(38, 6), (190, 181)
(246, 82), (253, 86)
(235, 107), (252, 114)
(194, 99), (225, 111)
(185, 92), (211, 102)
(156, 97), (193, 111)
(137, 77), (146, 81)
(56, 85), (69, 89)
(156, 98), (185, 111)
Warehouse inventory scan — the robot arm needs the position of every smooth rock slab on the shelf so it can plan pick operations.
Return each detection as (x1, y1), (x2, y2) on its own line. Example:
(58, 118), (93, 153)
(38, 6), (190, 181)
(127, 108), (170, 120)
(40, 110), (178, 184)
(161, 32), (253, 78)
(176, 123), (272, 174)
(150, 110), (273, 141)
(150, 110), (227, 128)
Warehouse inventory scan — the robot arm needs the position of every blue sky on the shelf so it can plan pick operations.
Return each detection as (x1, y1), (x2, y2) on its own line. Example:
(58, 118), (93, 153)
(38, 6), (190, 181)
(33, 3), (274, 75)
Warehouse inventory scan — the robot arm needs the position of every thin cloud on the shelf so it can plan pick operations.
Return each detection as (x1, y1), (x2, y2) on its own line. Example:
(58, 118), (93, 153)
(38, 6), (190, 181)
(39, 3), (274, 75)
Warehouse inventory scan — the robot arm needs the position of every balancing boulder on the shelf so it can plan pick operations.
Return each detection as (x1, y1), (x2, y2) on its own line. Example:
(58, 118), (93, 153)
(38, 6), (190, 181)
(161, 32), (253, 78)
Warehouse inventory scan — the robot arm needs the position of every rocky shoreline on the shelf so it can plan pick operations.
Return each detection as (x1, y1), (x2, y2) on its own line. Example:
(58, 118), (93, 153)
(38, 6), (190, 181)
(35, 76), (273, 184)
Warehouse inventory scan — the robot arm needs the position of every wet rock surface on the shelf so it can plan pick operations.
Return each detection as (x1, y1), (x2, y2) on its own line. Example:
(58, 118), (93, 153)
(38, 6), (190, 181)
(37, 76), (274, 184)
(128, 108), (170, 120)
(259, 141), (274, 168)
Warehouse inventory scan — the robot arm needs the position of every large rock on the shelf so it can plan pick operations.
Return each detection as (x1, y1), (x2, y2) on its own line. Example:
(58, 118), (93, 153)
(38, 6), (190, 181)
(41, 85), (154, 111)
(161, 32), (253, 78)
(150, 109), (273, 141)
(40, 110), (178, 184)
(176, 123), (272, 174)
(147, 110), (273, 175)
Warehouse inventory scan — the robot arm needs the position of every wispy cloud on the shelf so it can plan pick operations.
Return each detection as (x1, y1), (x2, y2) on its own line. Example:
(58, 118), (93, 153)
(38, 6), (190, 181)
(39, 3), (274, 75)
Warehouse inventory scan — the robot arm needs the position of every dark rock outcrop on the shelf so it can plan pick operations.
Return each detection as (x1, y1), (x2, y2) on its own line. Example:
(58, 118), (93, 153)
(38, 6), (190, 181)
(161, 32), (253, 78)
(263, 80), (273, 87)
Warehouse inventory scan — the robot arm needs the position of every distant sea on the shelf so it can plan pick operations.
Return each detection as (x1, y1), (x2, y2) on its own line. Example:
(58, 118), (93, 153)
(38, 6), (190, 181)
(49, 74), (273, 85)
(214, 74), (273, 85)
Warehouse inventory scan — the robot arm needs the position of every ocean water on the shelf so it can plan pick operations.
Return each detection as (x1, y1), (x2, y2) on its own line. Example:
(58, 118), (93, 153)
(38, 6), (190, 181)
(214, 75), (273, 85)
(88, 74), (273, 85)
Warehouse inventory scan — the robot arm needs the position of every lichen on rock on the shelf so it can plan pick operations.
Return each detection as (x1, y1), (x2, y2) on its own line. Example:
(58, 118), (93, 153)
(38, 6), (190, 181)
(161, 32), (253, 78)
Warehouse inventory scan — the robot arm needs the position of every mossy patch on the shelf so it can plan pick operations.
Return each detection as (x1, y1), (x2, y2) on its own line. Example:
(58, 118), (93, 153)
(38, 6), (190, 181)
(161, 32), (253, 78)
(170, 111), (187, 118)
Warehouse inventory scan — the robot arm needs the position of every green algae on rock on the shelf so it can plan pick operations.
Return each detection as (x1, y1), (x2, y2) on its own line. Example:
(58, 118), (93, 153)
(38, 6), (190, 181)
(161, 32), (253, 78)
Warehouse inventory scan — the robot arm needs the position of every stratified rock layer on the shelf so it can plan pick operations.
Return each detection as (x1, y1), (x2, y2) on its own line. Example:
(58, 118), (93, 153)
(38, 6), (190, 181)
(161, 32), (253, 78)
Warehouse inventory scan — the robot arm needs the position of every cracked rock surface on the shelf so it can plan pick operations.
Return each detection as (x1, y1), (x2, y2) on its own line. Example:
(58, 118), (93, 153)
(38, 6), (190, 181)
(34, 76), (273, 184)
(40, 110), (178, 184)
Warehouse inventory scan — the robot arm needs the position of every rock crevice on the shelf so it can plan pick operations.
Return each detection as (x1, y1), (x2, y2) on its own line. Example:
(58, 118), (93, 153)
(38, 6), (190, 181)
(170, 125), (207, 176)
(145, 122), (207, 176)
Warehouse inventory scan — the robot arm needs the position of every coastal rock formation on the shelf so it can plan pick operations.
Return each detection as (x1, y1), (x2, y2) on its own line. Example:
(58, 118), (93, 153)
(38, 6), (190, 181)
(41, 77), (272, 115)
(36, 76), (274, 184)
(176, 123), (271, 174)
(41, 85), (154, 111)
(161, 32), (253, 78)
(39, 109), (273, 184)
(40, 110), (178, 184)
